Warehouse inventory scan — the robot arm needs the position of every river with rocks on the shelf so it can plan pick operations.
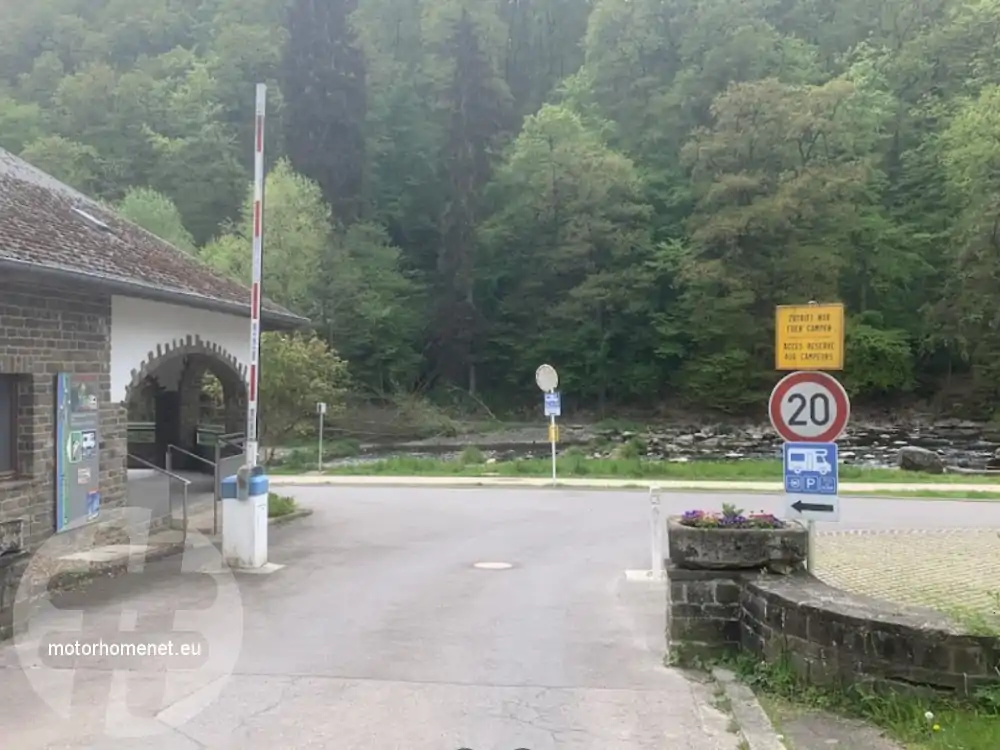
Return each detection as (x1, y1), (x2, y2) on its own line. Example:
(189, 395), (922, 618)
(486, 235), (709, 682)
(302, 419), (1000, 471)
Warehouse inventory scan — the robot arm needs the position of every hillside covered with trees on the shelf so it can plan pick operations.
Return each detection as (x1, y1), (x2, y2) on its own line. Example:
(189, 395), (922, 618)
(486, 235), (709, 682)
(3, 0), (1000, 416)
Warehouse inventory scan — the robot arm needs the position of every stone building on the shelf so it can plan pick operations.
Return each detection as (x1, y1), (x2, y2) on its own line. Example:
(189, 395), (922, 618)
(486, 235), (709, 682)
(0, 147), (304, 575)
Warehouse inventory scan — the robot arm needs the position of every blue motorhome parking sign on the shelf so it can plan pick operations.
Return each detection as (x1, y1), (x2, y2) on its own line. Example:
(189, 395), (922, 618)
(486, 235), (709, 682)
(783, 442), (838, 495)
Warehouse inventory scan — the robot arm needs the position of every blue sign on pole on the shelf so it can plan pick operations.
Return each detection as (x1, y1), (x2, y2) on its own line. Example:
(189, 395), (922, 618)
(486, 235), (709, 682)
(543, 392), (561, 417)
(783, 442), (838, 495)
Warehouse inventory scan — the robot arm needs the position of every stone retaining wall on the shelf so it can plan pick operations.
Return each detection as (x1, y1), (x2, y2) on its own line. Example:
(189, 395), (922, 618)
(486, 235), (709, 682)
(667, 563), (1000, 695)
(742, 575), (999, 695)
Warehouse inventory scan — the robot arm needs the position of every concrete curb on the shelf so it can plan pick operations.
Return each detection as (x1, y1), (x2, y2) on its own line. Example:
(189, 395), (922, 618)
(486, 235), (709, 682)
(47, 541), (186, 593)
(268, 507), (314, 526)
(268, 474), (1000, 495)
(712, 667), (786, 750)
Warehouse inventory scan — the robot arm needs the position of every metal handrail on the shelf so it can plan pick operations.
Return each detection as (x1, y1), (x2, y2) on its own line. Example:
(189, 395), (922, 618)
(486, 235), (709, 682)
(166, 443), (216, 469)
(212, 432), (245, 537)
(127, 453), (189, 544)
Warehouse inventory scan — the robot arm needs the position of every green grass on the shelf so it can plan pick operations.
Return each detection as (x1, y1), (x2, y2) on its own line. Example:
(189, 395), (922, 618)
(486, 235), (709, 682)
(272, 440), (362, 472)
(731, 653), (1000, 750)
(267, 492), (297, 518)
(841, 489), (1000, 500)
(315, 454), (1000, 484)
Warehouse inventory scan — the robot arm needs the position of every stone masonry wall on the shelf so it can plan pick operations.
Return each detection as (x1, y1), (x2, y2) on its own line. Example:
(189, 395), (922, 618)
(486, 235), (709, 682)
(741, 576), (1000, 696)
(667, 564), (746, 661)
(0, 272), (126, 551)
(667, 563), (1000, 694)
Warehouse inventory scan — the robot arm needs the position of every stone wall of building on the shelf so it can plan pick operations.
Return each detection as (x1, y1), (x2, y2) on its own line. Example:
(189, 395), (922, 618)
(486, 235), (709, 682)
(0, 273), (126, 552)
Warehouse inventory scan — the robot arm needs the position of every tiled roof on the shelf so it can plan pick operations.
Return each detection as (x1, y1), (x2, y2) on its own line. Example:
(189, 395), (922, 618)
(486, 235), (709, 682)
(0, 147), (305, 326)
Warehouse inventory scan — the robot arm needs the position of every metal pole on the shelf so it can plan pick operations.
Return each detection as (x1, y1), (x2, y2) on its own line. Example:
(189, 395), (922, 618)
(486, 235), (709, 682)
(318, 409), (324, 472)
(807, 520), (815, 572)
(549, 412), (557, 485)
(181, 483), (189, 545)
(213, 440), (220, 536)
(650, 487), (663, 579)
(245, 83), (267, 469)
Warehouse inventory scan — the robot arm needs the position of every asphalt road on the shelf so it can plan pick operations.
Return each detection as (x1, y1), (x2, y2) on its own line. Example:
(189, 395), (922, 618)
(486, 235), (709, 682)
(0, 486), (995, 749)
(0, 487), (746, 750)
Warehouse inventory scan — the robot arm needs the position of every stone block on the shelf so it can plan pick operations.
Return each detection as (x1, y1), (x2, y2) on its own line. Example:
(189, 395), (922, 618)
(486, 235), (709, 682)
(715, 580), (742, 605)
(669, 581), (687, 603)
(685, 581), (717, 605)
(910, 637), (955, 674)
(670, 639), (735, 666)
(668, 517), (808, 571)
(782, 604), (807, 640)
(950, 644), (995, 676)
(671, 616), (739, 645)
(742, 591), (766, 623)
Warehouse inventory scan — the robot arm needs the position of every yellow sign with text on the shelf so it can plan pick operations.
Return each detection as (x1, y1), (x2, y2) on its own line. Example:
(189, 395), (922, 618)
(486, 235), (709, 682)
(548, 424), (559, 443)
(775, 303), (845, 371)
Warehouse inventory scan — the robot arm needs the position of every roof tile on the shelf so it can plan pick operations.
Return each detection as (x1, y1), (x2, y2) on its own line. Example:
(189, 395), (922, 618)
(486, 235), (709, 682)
(0, 147), (300, 323)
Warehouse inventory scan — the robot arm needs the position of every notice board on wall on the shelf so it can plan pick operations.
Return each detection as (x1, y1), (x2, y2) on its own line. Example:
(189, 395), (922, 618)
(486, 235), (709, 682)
(55, 373), (101, 532)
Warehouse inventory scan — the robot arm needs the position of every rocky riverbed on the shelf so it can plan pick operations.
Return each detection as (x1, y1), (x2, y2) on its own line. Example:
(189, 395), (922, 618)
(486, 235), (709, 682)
(304, 418), (1000, 470)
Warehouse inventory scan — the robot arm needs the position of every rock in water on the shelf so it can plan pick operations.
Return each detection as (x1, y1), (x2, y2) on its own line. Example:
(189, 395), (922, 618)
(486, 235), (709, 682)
(897, 446), (944, 474)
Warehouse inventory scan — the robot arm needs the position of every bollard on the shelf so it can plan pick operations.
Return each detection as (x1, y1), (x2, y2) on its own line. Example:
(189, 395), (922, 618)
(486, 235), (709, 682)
(221, 465), (269, 568)
(649, 486), (664, 579)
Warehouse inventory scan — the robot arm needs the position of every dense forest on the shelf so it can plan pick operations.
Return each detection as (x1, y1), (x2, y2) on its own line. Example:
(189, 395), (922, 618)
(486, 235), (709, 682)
(4, 0), (1000, 416)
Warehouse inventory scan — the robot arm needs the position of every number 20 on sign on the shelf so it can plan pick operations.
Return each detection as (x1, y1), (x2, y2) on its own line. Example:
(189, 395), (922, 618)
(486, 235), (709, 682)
(769, 371), (850, 443)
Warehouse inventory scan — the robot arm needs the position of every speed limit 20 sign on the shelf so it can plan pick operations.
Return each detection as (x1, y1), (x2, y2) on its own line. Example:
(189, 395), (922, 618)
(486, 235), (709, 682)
(768, 371), (850, 443)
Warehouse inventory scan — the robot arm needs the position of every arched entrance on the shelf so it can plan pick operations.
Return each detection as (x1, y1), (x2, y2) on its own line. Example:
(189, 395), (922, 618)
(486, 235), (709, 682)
(124, 336), (247, 471)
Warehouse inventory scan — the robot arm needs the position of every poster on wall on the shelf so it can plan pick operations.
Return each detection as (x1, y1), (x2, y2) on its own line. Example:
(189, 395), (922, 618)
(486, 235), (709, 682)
(55, 373), (101, 532)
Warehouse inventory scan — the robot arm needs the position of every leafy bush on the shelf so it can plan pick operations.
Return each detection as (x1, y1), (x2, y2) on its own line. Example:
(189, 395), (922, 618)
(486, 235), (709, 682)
(268, 493), (297, 518)
(843, 321), (915, 398)
(680, 350), (768, 413)
(458, 445), (485, 464)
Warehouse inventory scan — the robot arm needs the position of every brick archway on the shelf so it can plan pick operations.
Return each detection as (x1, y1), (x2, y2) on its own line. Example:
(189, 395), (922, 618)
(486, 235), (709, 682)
(122, 334), (246, 405)
(124, 335), (248, 468)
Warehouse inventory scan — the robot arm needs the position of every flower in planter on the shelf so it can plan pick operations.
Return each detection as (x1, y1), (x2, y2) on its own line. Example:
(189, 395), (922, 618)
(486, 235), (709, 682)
(679, 504), (785, 530)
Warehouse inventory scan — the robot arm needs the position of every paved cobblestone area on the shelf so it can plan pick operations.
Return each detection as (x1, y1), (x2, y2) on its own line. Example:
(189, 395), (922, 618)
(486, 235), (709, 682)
(815, 528), (1000, 620)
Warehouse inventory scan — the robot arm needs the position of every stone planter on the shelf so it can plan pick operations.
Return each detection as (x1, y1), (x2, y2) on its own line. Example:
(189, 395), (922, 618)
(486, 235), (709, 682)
(0, 519), (24, 556)
(667, 517), (807, 573)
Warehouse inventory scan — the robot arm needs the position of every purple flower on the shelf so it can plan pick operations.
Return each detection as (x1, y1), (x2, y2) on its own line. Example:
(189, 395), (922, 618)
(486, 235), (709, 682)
(719, 515), (748, 526)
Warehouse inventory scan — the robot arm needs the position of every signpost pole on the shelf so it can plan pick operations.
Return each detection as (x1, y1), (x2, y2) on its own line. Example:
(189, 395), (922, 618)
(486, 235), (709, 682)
(535, 364), (560, 488)
(317, 404), (324, 472)
(549, 408), (557, 485)
(807, 521), (815, 572)
(806, 291), (819, 543)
